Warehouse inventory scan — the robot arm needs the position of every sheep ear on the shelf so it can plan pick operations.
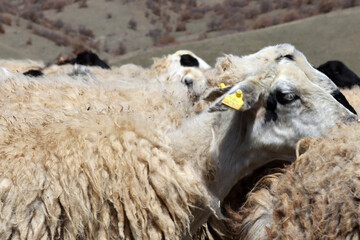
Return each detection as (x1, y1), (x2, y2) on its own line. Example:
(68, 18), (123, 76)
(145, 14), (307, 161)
(203, 86), (233, 102)
(209, 81), (262, 112)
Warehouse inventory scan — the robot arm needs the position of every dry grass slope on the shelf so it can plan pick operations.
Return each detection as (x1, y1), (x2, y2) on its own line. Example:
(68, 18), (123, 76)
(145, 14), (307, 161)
(0, 1), (359, 76)
(113, 6), (360, 75)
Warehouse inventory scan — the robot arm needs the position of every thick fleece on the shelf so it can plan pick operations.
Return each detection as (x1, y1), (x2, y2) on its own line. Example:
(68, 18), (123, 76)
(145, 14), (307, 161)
(0, 72), (212, 240)
(230, 123), (360, 240)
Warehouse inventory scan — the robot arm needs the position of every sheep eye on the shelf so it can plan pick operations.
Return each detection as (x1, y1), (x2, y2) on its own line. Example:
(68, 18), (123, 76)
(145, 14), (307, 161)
(276, 91), (299, 104)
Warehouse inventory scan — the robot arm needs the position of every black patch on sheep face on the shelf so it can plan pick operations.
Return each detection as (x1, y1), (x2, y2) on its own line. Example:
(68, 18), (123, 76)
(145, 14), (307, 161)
(276, 54), (295, 62)
(264, 89), (300, 123)
(317, 60), (360, 89)
(331, 90), (357, 115)
(23, 69), (44, 77)
(180, 54), (199, 67)
(265, 92), (278, 122)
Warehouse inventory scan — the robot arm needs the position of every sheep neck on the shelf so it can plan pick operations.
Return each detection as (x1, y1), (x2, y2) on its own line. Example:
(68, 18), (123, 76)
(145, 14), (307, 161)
(171, 108), (293, 237)
(170, 109), (259, 200)
(206, 109), (257, 200)
(207, 109), (296, 200)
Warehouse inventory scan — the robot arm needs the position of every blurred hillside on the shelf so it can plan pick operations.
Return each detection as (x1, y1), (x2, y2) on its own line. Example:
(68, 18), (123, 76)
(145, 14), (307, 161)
(0, 0), (359, 66)
(114, 6), (360, 75)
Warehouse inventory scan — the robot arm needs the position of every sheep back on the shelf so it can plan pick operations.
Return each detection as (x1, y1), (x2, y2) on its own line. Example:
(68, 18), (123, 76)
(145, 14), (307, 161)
(0, 72), (210, 240)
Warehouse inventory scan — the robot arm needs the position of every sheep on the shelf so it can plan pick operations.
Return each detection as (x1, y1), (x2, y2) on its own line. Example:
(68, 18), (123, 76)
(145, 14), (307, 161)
(0, 51), (356, 240)
(194, 44), (360, 240)
(208, 43), (357, 115)
(0, 53), (211, 122)
(317, 60), (360, 89)
(226, 122), (360, 240)
(57, 50), (111, 69)
(50, 63), (209, 112)
(0, 68), (197, 131)
(199, 57), (360, 240)
(0, 55), (207, 134)
(315, 60), (360, 114)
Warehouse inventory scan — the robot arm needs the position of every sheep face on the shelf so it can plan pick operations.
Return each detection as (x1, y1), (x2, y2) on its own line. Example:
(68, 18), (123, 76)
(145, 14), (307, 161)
(249, 63), (356, 152)
(168, 67), (208, 101)
(200, 60), (356, 199)
(208, 60), (357, 191)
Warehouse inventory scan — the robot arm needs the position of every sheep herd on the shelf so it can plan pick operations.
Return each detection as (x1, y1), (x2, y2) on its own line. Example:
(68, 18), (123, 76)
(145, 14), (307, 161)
(0, 44), (359, 240)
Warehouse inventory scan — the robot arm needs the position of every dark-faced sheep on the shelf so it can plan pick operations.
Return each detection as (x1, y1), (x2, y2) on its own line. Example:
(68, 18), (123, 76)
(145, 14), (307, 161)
(317, 60), (360, 114)
(317, 60), (360, 89)
(58, 50), (111, 69)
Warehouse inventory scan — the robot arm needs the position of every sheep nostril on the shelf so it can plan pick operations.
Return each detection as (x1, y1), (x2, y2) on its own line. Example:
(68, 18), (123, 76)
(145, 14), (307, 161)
(184, 78), (193, 87)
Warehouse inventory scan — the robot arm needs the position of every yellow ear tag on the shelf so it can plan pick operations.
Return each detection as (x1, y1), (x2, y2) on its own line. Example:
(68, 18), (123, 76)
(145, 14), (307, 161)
(221, 89), (244, 110)
(220, 83), (226, 89)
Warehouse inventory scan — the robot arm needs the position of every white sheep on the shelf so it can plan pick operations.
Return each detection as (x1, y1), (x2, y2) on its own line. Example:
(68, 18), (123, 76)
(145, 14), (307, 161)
(0, 49), (356, 240)
(227, 122), (360, 240)
(0, 50), (212, 118)
(46, 50), (212, 106)
(0, 68), (197, 132)
(195, 44), (360, 239)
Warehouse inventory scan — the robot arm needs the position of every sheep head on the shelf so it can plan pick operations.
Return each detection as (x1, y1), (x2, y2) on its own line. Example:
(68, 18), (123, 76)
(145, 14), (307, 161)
(207, 59), (357, 180)
(168, 67), (209, 102)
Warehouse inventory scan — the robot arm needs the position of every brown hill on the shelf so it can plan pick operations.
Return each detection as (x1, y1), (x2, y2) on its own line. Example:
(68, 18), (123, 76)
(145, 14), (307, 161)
(0, 0), (359, 75)
(114, 6), (360, 75)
